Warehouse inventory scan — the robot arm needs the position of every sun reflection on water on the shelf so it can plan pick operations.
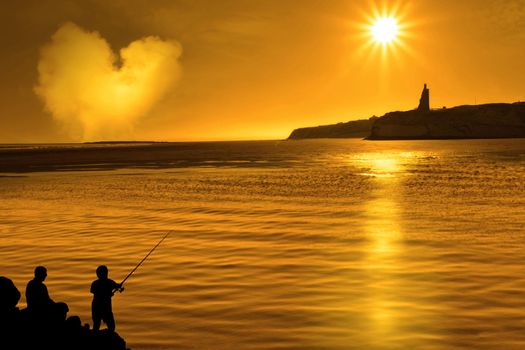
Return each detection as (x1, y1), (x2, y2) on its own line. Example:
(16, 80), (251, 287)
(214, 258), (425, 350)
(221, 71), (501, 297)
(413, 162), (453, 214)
(351, 150), (442, 348)
(362, 152), (405, 342)
(353, 151), (421, 178)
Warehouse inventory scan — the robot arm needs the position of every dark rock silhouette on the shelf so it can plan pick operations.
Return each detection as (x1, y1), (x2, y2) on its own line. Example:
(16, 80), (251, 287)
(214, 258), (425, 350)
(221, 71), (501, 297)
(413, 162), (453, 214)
(288, 117), (378, 139)
(288, 84), (525, 140)
(0, 275), (129, 350)
(0, 276), (20, 312)
(369, 102), (525, 139)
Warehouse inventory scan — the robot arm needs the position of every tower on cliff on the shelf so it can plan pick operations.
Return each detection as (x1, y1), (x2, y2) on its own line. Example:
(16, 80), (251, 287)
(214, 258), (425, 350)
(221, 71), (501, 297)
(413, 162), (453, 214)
(417, 84), (430, 112)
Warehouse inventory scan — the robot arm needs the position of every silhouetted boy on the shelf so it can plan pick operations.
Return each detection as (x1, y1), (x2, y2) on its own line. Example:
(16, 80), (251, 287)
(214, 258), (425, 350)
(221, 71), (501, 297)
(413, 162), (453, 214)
(91, 265), (122, 332)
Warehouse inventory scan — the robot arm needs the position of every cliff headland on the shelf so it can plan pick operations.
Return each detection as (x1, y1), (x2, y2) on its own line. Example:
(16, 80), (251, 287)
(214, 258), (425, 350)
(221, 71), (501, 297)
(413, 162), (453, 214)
(288, 85), (525, 140)
(369, 102), (525, 140)
(288, 117), (377, 139)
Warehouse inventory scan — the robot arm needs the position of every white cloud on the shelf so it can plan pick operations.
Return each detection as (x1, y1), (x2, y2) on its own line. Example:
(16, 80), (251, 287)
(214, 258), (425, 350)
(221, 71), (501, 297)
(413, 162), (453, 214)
(35, 22), (182, 141)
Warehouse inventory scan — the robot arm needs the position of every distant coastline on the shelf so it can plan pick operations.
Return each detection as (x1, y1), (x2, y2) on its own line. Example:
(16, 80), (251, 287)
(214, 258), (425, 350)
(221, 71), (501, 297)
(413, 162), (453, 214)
(288, 118), (377, 139)
(288, 85), (525, 140)
(368, 102), (525, 140)
(287, 102), (525, 140)
(83, 141), (167, 144)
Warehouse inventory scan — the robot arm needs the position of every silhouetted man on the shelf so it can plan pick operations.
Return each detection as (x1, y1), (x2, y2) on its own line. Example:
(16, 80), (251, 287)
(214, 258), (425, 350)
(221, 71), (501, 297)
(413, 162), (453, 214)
(25, 266), (69, 323)
(26, 266), (54, 312)
(91, 265), (122, 332)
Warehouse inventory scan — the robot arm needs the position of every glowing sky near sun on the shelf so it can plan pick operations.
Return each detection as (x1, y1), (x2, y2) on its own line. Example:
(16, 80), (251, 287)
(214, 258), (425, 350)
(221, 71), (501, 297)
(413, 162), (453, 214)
(0, 0), (524, 142)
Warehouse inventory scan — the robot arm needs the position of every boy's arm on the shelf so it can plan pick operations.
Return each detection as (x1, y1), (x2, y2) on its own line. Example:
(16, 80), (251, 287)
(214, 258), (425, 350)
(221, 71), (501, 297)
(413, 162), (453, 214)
(110, 279), (123, 292)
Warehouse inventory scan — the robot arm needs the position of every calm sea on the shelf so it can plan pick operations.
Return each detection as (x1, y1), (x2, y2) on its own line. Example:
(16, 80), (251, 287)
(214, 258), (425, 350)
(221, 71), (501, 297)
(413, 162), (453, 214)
(1, 139), (525, 350)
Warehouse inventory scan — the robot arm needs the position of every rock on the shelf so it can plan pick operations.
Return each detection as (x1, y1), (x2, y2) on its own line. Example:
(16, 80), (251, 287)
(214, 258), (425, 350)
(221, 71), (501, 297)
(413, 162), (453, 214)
(288, 84), (525, 140)
(91, 330), (128, 350)
(0, 276), (130, 350)
(0, 276), (20, 311)
(288, 117), (377, 139)
(368, 103), (525, 140)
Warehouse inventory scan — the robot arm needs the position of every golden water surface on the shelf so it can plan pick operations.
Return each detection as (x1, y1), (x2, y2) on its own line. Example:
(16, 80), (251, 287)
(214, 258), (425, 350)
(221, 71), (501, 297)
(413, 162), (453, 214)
(1, 139), (525, 349)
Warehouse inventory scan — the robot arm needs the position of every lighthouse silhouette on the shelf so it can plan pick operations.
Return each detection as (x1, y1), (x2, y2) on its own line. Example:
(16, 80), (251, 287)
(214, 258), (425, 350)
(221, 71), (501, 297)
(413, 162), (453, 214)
(417, 84), (430, 112)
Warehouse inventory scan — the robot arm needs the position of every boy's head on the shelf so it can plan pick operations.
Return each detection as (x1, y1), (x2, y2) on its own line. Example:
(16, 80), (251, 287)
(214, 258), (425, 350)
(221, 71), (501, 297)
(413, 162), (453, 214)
(96, 265), (108, 279)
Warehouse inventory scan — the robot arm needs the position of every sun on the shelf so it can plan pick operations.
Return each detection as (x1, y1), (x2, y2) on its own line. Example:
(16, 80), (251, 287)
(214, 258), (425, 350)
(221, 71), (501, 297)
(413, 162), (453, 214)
(352, 2), (417, 65)
(370, 17), (399, 45)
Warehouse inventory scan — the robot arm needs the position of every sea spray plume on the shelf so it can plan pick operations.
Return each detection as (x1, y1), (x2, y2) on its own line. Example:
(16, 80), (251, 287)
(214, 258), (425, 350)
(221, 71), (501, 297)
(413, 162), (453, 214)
(35, 22), (182, 141)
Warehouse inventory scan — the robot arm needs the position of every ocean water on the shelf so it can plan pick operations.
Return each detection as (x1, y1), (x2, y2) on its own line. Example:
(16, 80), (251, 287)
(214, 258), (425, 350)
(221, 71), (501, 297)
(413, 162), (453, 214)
(1, 139), (525, 350)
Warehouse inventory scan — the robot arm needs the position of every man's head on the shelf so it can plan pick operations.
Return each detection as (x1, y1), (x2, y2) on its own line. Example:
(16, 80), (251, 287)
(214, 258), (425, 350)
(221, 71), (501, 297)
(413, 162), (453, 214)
(96, 265), (108, 279)
(34, 266), (47, 282)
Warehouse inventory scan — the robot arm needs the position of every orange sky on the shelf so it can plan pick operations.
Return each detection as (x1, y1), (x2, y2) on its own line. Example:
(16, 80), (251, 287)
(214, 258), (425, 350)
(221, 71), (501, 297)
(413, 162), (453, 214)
(1, 0), (524, 142)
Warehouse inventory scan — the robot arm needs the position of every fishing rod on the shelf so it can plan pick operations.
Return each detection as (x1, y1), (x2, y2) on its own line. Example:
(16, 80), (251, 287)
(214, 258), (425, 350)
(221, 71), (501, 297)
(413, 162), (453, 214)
(115, 231), (171, 293)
